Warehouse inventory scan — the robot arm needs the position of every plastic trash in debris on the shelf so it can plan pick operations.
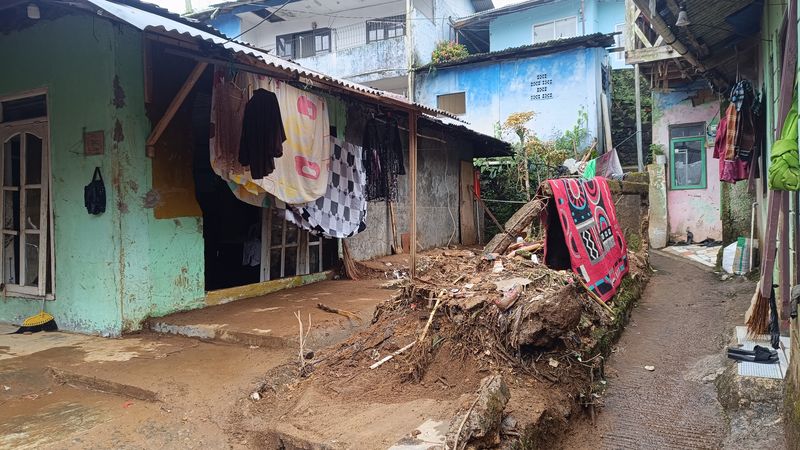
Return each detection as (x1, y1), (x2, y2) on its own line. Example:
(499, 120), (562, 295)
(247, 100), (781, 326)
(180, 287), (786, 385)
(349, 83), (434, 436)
(644, 365), (655, 371)
(495, 285), (522, 310)
(531, 254), (540, 264)
(516, 236), (524, 244)
(492, 260), (504, 273)
(494, 277), (532, 292)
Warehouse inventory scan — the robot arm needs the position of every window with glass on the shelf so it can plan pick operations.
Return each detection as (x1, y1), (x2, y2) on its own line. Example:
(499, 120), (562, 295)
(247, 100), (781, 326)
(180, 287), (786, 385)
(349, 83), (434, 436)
(669, 123), (707, 190)
(262, 205), (325, 280)
(532, 16), (577, 43)
(276, 29), (332, 59)
(0, 93), (53, 298)
(614, 23), (625, 62)
(367, 15), (406, 43)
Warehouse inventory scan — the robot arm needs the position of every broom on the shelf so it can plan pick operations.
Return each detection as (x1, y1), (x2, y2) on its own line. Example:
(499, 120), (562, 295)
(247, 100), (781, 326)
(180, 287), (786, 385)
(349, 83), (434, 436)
(341, 240), (361, 280)
(746, 191), (782, 336)
(745, 281), (770, 336)
(12, 298), (57, 334)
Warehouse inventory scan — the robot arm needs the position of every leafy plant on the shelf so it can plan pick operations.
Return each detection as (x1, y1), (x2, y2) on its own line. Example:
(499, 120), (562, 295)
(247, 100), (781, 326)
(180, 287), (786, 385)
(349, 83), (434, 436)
(649, 143), (665, 163)
(477, 112), (593, 237)
(610, 69), (653, 166)
(431, 41), (469, 64)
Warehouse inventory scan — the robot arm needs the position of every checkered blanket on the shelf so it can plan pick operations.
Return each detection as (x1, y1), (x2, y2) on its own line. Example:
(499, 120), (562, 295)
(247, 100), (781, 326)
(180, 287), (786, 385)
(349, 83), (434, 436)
(287, 139), (367, 238)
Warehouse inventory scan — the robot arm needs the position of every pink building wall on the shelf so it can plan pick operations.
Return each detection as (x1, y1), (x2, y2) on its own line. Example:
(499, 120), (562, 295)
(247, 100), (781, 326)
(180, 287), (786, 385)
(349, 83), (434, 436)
(652, 89), (722, 242)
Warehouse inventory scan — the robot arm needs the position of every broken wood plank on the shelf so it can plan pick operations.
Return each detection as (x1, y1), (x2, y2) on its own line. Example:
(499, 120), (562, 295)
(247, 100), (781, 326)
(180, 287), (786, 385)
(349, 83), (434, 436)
(483, 197), (546, 255)
(146, 61), (208, 157)
(316, 303), (362, 322)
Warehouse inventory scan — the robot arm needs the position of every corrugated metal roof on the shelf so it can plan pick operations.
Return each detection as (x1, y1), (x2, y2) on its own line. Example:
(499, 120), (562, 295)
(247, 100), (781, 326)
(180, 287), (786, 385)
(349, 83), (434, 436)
(421, 114), (511, 157)
(455, 0), (553, 28)
(470, 0), (495, 13)
(83, 0), (457, 120)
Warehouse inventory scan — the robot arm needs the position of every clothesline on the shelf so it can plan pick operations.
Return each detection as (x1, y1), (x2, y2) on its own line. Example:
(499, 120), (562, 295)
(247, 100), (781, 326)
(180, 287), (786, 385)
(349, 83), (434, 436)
(368, 116), (448, 144)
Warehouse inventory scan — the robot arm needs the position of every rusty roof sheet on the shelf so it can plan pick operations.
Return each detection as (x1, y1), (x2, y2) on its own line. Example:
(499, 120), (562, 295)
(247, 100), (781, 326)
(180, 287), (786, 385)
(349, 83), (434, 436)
(83, 0), (458, 119)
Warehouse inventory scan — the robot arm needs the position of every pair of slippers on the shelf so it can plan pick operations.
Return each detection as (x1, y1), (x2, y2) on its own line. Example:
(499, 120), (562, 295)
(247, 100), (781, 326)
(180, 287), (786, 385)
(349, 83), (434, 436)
(727, 345), (779, 364)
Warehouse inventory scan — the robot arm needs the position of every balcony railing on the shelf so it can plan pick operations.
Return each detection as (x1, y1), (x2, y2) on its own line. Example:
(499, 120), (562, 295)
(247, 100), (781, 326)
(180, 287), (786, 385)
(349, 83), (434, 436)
(279, 15), (406, 60)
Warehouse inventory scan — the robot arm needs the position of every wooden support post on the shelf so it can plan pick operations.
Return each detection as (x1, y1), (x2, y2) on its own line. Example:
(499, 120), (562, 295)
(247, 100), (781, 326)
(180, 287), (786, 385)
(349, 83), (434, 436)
(409, 111), (418, 279)
(635, 63), (644, 172)
(145, 61), (208, 157)
(600, 94), (613, 153)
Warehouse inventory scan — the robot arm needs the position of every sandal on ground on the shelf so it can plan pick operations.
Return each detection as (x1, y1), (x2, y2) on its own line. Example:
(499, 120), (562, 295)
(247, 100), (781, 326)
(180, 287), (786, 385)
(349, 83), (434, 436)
(727, 345), (777, 358)
(726, 351), (780, 364)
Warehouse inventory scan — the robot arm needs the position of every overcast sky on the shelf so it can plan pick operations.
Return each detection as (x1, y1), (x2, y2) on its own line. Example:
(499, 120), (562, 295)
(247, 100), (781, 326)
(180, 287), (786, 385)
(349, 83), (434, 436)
(149, 0), (526, 14)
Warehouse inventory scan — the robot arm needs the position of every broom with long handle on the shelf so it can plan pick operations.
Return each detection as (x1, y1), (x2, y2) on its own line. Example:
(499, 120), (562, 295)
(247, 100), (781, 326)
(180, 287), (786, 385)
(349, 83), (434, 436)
(746, 190), (781, 335)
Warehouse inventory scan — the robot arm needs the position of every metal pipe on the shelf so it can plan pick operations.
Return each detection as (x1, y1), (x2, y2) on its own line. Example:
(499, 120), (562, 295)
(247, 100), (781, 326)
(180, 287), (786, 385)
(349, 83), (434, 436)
(635, 63), (644, 172)
(580, 0), (586, 35)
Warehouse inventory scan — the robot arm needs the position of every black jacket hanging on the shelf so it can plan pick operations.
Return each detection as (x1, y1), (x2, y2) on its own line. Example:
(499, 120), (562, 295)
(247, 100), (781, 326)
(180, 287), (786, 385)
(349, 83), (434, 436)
(84, 167), (106, 215)
(239, 89), (287, 179)
(363, 116), (405, 202)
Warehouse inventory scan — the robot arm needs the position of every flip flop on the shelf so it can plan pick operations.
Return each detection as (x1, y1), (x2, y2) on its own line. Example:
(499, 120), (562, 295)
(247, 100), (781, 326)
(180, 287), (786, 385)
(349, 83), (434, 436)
(727, 345), (778, 357)
(727, 352), (780, 364)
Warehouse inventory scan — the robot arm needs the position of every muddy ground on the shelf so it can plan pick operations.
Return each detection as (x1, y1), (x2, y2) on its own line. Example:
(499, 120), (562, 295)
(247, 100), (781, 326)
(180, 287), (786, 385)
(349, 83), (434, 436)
(1, 246), (649, 450)
(231, 247), (650, 449)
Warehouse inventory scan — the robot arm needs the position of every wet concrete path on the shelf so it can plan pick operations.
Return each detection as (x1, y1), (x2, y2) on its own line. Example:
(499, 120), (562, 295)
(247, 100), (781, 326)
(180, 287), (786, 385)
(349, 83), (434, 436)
(563, 252), (760, 449)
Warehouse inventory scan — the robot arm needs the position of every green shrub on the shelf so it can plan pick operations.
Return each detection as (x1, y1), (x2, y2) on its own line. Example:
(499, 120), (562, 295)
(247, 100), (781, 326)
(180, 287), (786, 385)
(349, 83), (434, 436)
(431, 41), (469, 64)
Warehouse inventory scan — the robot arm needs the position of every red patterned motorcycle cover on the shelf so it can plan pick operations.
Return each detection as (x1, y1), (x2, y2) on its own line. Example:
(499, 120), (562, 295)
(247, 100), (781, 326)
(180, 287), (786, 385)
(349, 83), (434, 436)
(543, 177), (629, 303)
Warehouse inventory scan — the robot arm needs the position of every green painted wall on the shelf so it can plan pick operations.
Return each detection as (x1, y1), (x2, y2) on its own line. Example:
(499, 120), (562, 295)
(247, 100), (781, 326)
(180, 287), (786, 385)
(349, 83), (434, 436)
(0, 14), (206, 335)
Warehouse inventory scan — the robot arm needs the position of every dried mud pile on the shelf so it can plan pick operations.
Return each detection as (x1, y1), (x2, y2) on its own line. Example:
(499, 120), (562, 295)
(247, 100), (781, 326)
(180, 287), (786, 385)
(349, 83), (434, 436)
(242, 247), (649, 449)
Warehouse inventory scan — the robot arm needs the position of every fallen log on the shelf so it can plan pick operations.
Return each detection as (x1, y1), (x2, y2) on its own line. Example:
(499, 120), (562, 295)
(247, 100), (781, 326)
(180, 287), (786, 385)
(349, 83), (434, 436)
(484, 197), (546, 255)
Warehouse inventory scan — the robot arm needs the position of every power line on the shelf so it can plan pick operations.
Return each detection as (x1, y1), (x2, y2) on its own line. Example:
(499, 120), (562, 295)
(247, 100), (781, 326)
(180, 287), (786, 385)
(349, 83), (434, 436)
(225, 0), (292, 42)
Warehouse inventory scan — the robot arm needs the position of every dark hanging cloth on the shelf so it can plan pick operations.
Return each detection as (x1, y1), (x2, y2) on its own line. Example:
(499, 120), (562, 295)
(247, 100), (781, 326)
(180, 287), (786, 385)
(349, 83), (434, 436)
(238, 88), (287, 179)
(363, 116), (405, 202)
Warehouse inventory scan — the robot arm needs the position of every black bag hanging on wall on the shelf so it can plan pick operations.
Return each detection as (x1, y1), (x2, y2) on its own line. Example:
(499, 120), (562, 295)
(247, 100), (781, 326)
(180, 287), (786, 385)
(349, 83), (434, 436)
(84, 167), (106, 215)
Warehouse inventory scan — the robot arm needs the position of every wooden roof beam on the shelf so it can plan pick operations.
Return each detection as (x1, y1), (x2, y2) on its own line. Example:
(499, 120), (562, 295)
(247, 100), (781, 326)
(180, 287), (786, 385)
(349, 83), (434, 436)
(632, 0), (730, 89)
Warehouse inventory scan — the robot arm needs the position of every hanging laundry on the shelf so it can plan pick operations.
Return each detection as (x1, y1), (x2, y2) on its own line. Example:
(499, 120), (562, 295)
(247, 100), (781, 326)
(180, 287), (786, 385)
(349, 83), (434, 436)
(210, 68), (247, 178)
(287, 138), (367, 238)
(252, 78), (330, 204)
(542, 177), (629, 303)
(209, 69), (330, 206)
(210, 67), (271, 207)
(239, 88), (287, 179)
(363, 115), (405, 202)
(242, 224), (261, 267)
(714, 80), (762, 184)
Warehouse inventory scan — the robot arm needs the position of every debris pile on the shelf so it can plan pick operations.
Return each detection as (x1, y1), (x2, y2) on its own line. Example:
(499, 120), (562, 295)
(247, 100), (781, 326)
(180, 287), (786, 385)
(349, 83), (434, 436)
(271, 240), (646, 446)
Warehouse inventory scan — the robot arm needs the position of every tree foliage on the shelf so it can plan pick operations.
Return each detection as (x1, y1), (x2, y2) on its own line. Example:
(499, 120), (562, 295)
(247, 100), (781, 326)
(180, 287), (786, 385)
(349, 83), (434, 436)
(610, 69), (653, 166)
(431, 41), (469, 64)
(476, 111), (593, 236)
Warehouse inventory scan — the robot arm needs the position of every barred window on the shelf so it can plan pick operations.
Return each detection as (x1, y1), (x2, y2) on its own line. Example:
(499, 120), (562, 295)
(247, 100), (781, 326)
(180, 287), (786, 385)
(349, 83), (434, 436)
(366, 15), (406, 43)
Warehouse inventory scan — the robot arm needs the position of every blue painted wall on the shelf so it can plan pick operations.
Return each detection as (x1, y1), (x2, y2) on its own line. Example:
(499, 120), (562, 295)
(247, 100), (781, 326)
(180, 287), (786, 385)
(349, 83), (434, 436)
(415, 47), (605, 146)
(488, 0), (627, 68)
(490, 0), (583, 52)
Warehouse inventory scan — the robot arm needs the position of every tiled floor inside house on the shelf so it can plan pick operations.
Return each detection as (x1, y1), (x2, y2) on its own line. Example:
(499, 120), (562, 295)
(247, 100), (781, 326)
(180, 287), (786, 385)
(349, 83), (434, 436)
(661, 244), (720, 267)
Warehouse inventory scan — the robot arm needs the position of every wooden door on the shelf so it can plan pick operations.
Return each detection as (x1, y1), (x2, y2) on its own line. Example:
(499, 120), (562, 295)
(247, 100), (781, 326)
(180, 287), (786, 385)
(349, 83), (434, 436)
(459, 161), (478, 245)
